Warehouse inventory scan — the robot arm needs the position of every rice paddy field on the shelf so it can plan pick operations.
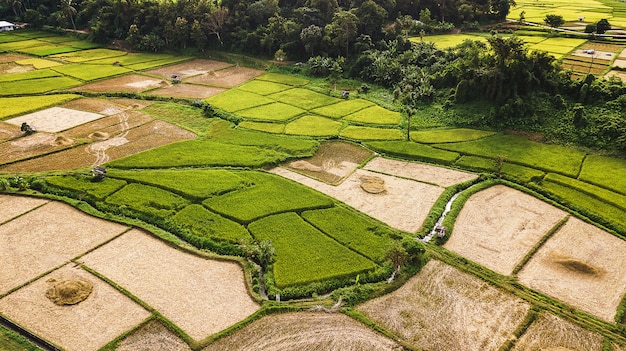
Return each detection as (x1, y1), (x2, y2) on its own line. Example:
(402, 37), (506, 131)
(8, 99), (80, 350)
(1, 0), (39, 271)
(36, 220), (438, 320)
(0, 28), (625, 351)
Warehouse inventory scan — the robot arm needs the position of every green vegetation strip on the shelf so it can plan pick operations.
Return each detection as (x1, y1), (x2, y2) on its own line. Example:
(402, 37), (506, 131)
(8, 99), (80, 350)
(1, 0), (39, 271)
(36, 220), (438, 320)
(141, 102), (213, 134)
(0, 76), (82, 95)
(302, 206), (395, 262)
(339, 126), (403, 140)
(104, 183), (190, 218)
(366, 141), (459, 164)
(207, 89), (275, 112)
(544, 173), (626, 211)
(238, 121), (285, 134)
(310, 99), (375, 119)
(270, 88), (341, 110)
(256, 72), (309, 86)
(14, 58), (61, 69)
(237, 80), (292, 95)
(343, 106), (401, 125)
(52, 48), (126, 63)
(0, 69), (61, 82)
(410, 128), (496, 143)
(51, 64), (132, 81)
(512, 216), (570, 275)
(579, 155), (626, 195)
(170, 204), (252, 243)
(0, 94), (80, 119)
(202, 171), (334, 223)
(44, 175), (127, 200)
(434, 134), (585, 177)
(248, 212), (377, 287)
(284, 115), (342, 137)
(236, 102), (305, 121)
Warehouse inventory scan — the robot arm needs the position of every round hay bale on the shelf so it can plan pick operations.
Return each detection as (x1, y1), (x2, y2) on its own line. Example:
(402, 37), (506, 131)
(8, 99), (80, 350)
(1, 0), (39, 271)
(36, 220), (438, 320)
(46, 278), (93, 305)
(360, 175), (386, 194)
(53, 135), (74, 146)
(89, 131), (110, 140)
(289, 160), (323, 172)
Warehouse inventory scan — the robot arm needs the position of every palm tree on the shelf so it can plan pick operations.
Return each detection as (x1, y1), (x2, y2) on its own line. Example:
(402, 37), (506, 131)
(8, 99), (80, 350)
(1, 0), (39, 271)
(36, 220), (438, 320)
(60, 0), (77, 30)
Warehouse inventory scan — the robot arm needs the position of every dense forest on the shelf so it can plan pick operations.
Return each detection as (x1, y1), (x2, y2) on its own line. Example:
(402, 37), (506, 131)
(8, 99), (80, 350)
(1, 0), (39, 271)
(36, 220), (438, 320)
(1, 0), (625, 154)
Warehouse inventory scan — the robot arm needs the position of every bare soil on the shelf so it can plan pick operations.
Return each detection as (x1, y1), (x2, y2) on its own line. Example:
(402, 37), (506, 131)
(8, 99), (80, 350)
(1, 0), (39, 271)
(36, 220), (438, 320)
(0, 62), (33, 74)
(145, 59), (232, 79)
(80, 229), (260, 341)
(202, 312), (403, 351)
(0, 131), (74, 165)
(0, 194), (49, 224)
(116, 320), (191, 351)
(272, 167), (443, 233)
(73, 74), (165, 93)
(0, 53), (31, 63)
(185, 66), (264, 88)
(364, 157), (477, 187)
(358, 260), (530, 351)
(148, 83), (226, 99)
(62, 98), (126, 115)
(0, 122), (22, 142)
(444, 185), (567, 275)
(518, 217), (626, 322)
(5, 107), (104, 133)
(605, 70), (626, 81)
(0, 201), (128, 295)
(0, 264), (150, 351)
(511, 312), (603, 351)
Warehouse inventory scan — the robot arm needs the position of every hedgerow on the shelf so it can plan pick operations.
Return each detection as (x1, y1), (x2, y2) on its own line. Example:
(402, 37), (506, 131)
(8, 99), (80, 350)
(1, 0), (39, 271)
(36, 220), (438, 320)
(339, 126), (403, 140)
(202, 171), (334, 223)
(301, 206), (396, 262)
(44, 174), (127, 200)
(104, 183), (190, 218)
(106, 168), (250, 200)
(170, 204), (252, 243)
(365, 141), (460, 164)
(343, 106), (401, 125)
(248, 212), (377, 288)
(284, 115), (342, 137)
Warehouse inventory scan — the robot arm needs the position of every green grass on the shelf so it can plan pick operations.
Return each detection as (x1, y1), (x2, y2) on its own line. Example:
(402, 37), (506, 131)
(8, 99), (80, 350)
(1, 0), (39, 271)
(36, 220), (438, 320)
(0, 325), (40, 351)
(0, 69), (61, 82)
(107, 168), (250, 200)
(125, 56), (191, 70)
(206, 120), (318, 157)
(105, 183), (190, 218)
(417, 34), (488, 48)
(14, 58), (62, 69)
(51, 64), (132, 81)
(343, 106), (401, 125)
(339, 126), (404, 140)
(0, 33), (26, 44)
(238, 121), (285, 134)
(141, 102), (213, 134)
(502, 163), (546, 183)
(170, 204), (252, 243)
(202, 171), (334, 223)
(106, 140), (292, 169)
(0, 39), (47, 51)
(0, 94), (80, 119)
(410, 128), (497, 143)
(284, 115), (343, 137)
(256, 72), (309, 86)
(302, 206), (396, 262)
(248, 212), (377, 287)
(310, 99), (375, 119)
(206, 89), (275, 112)
(434, 134), (586, 177)
(87, 52), (175, 66)
(544, 173), (626, 210)
(237, 80), (292, 95)
(18, 45), (80, 56)
(269, 88), (342, 110)
(579, 155), (626, 195)
(51, 48), (126, 63)
(0, 76), (82, 95)
(45, 175), (127, 200)
(454, 155), (497, 172)
(366, 141), (460, 164)
(236, 102), (306, 121)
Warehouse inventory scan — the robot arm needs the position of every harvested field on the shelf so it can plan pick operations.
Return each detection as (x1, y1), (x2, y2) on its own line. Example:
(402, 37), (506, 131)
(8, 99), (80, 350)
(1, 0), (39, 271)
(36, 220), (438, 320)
(605, 70), (626, 81)
(518, 217), (626, 321)
(364, 157), (477, 187)
(185, 66), (264, 88)
(5, 107), (104, 133)
(0, 119), (195, 171)
(148, 83), (226, 99)
(0, 194), (48, 223)
(80, 229), (259, 341)
(0, 53), (31, 63)
(145, 59), (232, 79)
(74, 74), (165, 93)
(358, 260), (530, 351)
(0, 132), (76, 166)
(284, 140), (373, 184)
(0, 201), (128, 295)
(511, 312), (603, 351)
(116, 320), (191, 351)
(271, 167), (444, 232)
(444, 185), (567, 275)
(0, 61), (33, 74)
(0, 121), (22, 141)
(0, 264), (150, 351)
(60, 111), (153, 139)
(62, 98), (126, 115)
(202, 312), (403, 351)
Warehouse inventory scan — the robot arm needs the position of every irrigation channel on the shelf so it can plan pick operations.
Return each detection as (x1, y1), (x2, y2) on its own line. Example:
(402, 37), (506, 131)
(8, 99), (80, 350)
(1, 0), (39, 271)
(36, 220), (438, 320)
(420, 185), (478, 243)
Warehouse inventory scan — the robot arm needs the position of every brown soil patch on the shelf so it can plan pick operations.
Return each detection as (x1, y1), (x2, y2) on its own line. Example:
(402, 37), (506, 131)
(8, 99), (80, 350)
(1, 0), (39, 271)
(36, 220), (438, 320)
(511, 312), (603, 351)
(364, 157), (477, 187)
(185, 66), (264, 88)
(146, 59), (232, 79)
(0, 62), (33, 74)
(0, 132), (74, 165)
(272, 167), (443, 233)
(5, 107), (104, 133)
(109, 98), (155, 110)
(0, 264), (150, 351)
(45, 278), (93, 305)
(571, 49), (614, 61)
(580, 43), (624, 54)
(61, 110), (152, 139)
(444, 185), (567, 275)
(62, 98), (126, 115)
(117, 320), (191, 351)
(0, 194), (49, 223)
(0, 201), (129, 295)
(613, 59), (626, 68)
(80, 229), (259, 341)
(0, 53), (31, 63)
(358, 260), (530, 351)
(360, 175), (386, 194)
(0, 121), (24, 142)
(285, 140), (373, 185)
(518, 217), (626, 322)
(605, 70), (626, 82)
(73, 74), (164, 93)
(202, 312), (402, 351)
(148, 83), (226, 99)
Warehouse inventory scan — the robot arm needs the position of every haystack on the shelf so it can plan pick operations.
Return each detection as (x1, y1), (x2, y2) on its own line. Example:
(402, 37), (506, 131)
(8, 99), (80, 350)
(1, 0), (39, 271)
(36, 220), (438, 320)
(360, 175), (386, 194)
(45, 278), (93, 305)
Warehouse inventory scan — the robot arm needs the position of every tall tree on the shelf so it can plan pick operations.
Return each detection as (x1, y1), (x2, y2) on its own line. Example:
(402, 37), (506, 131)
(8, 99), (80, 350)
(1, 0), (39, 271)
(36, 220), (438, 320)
(324, 9), (358, 58)
(60, 0), (77, 30)
(204, 5), (228, 45)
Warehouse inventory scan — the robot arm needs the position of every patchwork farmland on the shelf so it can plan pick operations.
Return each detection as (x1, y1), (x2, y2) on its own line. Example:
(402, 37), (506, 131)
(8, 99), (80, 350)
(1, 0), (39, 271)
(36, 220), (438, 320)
(0, 28), (624, 351)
